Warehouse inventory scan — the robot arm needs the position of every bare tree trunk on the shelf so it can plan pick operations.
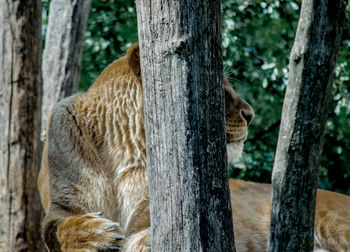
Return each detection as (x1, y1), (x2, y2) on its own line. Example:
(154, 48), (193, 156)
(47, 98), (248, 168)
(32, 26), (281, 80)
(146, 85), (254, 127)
(269, 0), (348, 251)
(41, 0), (92, 139)
(0, 0), (43, 251)
(136, 1), (235, 251)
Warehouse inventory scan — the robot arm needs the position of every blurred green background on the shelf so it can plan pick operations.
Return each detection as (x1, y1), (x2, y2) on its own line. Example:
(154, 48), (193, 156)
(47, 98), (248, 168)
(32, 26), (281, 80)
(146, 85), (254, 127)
(42, 0), (350, 194)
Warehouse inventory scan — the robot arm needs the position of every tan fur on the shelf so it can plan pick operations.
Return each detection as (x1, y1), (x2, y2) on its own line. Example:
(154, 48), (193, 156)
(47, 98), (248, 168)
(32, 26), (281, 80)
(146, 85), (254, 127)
(38, 43), (350, 251)
(38, 111), (52, 212)
(229, 180), (350, 252)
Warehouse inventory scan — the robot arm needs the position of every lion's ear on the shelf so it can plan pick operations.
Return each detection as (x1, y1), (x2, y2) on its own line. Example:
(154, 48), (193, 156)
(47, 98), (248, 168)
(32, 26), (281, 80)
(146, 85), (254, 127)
(127, 43), (140, 77)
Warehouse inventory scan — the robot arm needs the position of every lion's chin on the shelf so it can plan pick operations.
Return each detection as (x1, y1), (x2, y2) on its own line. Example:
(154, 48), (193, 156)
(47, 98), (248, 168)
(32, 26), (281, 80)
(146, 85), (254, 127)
(226, 142), (244, 167)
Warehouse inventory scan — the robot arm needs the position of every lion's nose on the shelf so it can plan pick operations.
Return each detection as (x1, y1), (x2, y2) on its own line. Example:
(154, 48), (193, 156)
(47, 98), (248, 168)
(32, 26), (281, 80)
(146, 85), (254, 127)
(241, 109), (254, 126)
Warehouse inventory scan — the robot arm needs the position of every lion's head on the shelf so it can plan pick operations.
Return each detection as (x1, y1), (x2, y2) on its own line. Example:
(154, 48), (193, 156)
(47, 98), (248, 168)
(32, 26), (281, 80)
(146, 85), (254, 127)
(126, 43), (254, 166)
(224, 77), (254, 165)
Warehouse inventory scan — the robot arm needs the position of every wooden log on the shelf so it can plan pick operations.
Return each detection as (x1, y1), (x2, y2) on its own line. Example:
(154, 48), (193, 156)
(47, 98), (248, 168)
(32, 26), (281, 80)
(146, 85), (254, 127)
(41, 0), (91, 139)
(0, 0), (43, 250)
(136, 0), (235, 251)
(269, 0), (348, 251)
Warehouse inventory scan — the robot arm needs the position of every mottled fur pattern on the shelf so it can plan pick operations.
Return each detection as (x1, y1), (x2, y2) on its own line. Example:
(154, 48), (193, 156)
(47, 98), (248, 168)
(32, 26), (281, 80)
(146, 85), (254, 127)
(38, 43), (350, 251)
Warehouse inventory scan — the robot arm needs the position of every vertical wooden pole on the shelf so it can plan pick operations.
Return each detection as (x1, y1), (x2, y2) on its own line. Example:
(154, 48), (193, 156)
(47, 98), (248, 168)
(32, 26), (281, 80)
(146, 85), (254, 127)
(269, 0), (348, 251)
(41, 0), (92, 139)
(137, 0), (235, 251)
(0, 0), (43, 251)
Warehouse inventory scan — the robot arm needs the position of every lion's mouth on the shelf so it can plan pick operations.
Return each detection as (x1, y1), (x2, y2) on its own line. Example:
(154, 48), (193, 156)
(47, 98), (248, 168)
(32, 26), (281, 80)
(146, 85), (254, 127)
(226, 131), (248, 144)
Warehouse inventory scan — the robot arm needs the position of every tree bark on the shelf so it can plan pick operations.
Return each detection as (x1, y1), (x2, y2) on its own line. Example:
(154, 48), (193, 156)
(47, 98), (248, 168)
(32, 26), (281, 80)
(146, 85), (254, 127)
(0, 0), (43, 251)
(269, 0), (348, 251)
(136, 1), (235, 251)
(41, 0), (92, 139)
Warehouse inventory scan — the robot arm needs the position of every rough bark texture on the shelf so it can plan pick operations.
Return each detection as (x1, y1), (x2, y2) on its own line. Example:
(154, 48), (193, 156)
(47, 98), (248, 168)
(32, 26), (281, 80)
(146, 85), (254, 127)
(136, 1), (235, 251)
(0, 0), (43, 251)
(269, 0), (348, 251)
(41, 0), (91, 140)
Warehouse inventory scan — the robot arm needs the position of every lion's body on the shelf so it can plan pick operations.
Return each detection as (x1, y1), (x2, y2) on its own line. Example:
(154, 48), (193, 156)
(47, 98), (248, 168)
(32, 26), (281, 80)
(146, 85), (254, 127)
(229, 180), (350, 252)
(39, 43), (350, 252)
(39, 44), (150, 251)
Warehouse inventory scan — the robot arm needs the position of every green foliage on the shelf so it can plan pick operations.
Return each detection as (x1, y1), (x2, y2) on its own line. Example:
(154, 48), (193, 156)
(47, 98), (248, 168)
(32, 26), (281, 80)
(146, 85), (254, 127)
(222, 0), (301, 184)
(223, 0), (350, 195)
(79, 0), (138, 91)
(42, 0), (51, 43)
(43, 0), (350, 194)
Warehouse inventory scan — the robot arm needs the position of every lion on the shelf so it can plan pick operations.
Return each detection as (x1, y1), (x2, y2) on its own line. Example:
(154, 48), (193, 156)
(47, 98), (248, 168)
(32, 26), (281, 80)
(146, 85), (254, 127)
(38, 43), (350, 251)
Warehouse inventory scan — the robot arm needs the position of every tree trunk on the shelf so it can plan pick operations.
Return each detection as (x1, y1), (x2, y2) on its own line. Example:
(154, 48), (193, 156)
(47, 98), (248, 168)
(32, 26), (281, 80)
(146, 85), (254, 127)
(269, 0), (348, 251)
(0, 1), (43, 251)
(136, 1), (235, 251)
(41, 0), (92, 139)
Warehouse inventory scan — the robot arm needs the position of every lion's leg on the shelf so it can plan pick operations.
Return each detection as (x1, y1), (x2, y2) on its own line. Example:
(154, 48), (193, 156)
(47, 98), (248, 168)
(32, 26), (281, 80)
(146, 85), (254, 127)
(314, 210), (350, 252)
(121, 199), (151, 252)
(42, 100), (125, 251)
(124, 228), (151, 252)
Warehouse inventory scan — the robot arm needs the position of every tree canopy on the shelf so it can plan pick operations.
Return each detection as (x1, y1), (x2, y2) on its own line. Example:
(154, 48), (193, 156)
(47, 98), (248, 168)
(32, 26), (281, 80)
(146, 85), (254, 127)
(43, 0), (350, 195)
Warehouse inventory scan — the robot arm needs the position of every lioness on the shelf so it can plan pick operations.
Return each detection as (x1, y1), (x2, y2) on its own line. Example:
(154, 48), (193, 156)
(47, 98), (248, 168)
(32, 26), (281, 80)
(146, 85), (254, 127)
(39, 43), (350, 251)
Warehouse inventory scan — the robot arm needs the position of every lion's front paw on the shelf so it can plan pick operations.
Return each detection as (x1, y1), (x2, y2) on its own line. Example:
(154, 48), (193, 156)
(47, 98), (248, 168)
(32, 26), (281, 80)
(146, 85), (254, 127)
(57, 212), (124, 252)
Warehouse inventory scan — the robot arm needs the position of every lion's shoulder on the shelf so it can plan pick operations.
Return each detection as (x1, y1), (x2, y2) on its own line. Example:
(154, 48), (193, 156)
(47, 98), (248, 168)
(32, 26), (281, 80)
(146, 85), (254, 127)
(89, 43), (140, 90)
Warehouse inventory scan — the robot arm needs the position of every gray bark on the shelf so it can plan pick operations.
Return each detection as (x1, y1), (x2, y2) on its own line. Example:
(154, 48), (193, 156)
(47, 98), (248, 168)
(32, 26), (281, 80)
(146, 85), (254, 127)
(136, 1), (235, 251)
(269, 0), (348, 251)
(0, 0), (43, 251)
(41, 0), (91, 139)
